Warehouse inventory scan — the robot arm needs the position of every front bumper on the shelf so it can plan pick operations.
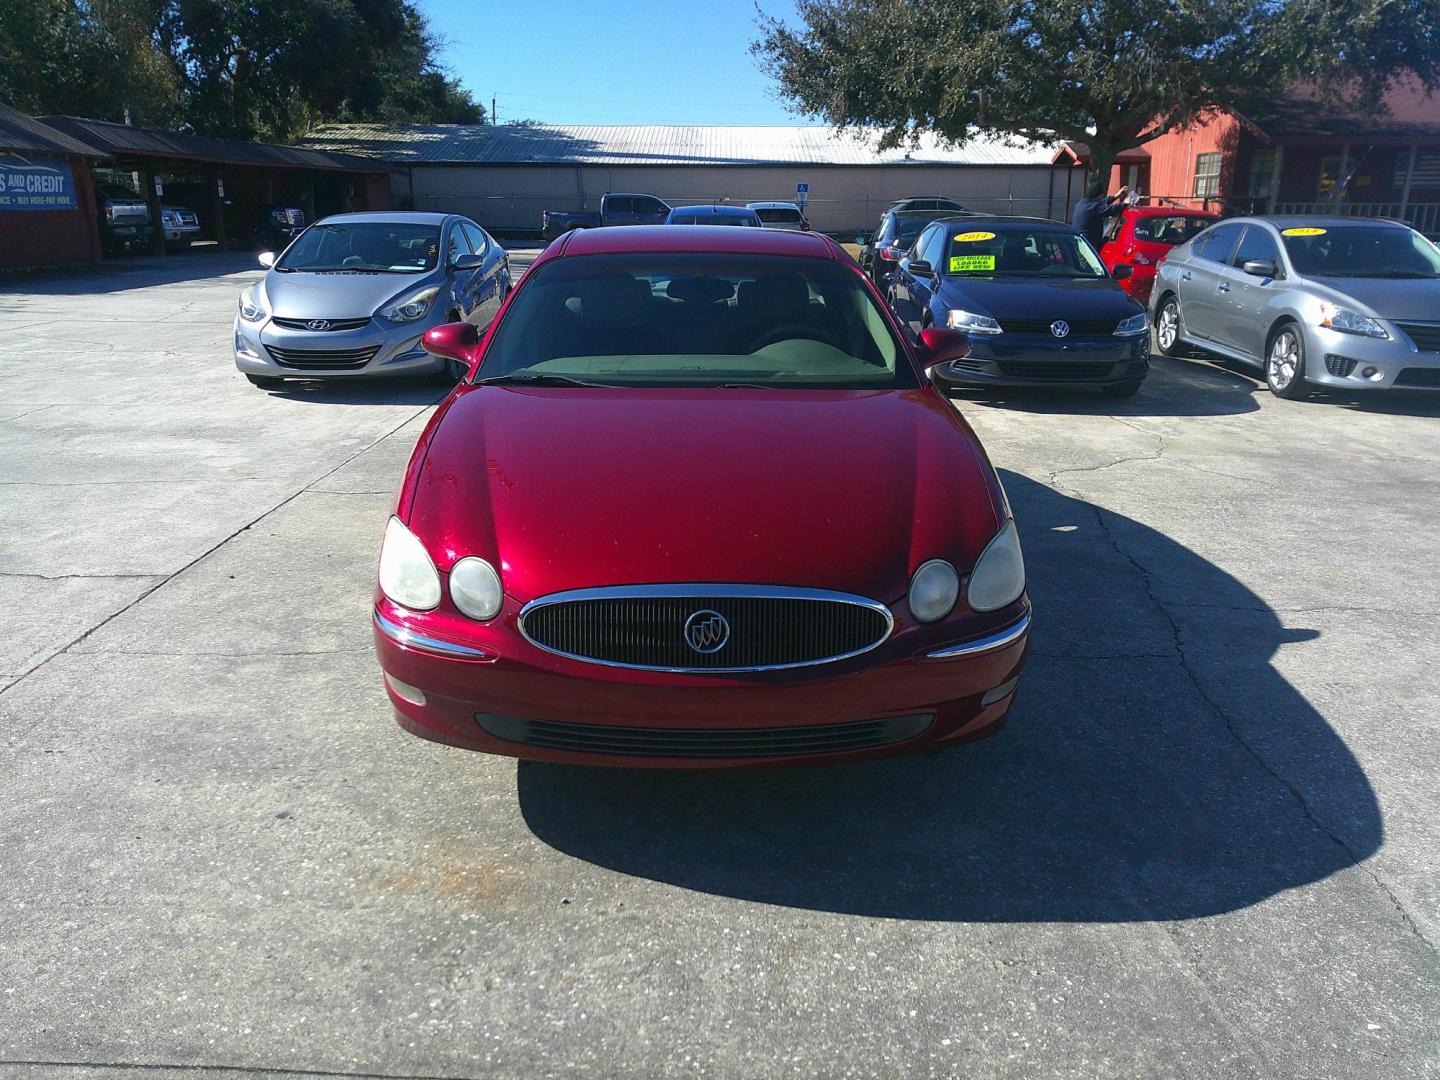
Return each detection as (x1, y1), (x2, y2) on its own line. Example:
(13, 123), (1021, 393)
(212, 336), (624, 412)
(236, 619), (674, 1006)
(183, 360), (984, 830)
(1302, 324), (1440, 391)
(944, 334), (1150, 389)
(164, 225), (202, 243)
(233, 313), (447, 379)
(373, 599), (1031, 768)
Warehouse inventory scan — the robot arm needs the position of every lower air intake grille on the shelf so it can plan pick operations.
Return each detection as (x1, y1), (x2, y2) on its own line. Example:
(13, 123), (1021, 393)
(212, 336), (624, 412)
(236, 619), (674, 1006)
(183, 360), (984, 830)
(1325, 354), (1358, 377)
(477, 713), (933, 758)
(520, 587), (892, 671)
(1394, 367), (1440, 388)
(265, 344), (379, 369)
(1398, 322), (1440, 352)
(994, 360), (1118, 380)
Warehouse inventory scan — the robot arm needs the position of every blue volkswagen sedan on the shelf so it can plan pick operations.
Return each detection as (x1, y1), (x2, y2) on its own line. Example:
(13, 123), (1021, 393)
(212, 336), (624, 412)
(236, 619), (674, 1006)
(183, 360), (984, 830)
(889, 216), (1150, 397)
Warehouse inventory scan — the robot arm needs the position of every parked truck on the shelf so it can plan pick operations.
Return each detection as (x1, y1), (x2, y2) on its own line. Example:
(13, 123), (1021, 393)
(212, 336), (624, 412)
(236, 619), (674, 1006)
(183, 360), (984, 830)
(540, 192), (671, 240)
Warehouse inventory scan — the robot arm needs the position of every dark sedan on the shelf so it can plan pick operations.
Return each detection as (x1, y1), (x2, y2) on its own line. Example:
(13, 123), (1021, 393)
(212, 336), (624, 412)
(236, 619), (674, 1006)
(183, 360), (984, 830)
(856, 209), (949, 288)
(889, 217), (1150, 397)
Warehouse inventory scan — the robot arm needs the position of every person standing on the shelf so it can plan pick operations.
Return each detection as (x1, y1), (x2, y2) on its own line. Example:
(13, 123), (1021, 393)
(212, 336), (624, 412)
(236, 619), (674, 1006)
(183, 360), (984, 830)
(1071, 180), (1130, 249)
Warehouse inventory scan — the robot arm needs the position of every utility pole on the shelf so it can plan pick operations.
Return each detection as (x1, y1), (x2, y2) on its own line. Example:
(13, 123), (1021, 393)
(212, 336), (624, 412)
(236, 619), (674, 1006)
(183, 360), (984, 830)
(492, 95), (497, 125)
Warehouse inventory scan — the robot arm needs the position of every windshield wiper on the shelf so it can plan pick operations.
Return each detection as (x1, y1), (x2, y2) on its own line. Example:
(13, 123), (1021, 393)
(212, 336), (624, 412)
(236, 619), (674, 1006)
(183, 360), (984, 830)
(473, 372), (607, 388)
(711, 381), (786, 389)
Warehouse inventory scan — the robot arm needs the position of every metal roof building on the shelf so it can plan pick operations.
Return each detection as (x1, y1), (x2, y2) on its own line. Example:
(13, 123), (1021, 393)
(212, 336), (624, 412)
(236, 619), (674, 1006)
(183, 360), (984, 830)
(0, 103), (107, 271)
(301, 123), (1077, 233)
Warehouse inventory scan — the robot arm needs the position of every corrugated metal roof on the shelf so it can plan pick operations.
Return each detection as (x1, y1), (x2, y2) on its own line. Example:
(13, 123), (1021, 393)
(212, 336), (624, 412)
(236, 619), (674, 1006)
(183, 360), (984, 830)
(39, 115), (398, 172)
(0, 102), (106, 157)
(300, 123), (1057, 167)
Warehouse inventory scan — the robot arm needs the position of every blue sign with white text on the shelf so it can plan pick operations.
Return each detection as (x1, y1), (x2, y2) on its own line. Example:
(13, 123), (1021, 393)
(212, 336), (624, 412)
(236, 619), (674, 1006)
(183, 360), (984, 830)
(0, 155), (78, 211)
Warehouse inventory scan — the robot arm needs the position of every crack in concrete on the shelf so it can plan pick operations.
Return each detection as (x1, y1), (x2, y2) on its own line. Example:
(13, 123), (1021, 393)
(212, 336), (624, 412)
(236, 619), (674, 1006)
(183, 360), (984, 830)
(0, 1060), (466, 1079)
(0, 406), (430, 702)
(1169, 600), (1440, 619)
(1048, 471), (1437, 959)
(0, 571), (163, 582)
(74, 647), (372, 658)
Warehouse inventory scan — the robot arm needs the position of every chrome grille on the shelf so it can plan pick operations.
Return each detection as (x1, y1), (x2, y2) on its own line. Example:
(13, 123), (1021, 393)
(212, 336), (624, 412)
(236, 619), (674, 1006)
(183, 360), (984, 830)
(478, 713), (932, 758)
(519, 585), (893, 672)
(1000, 318), (1117, 336)
(265, 345), (379, 370)
(1398, 322), (1440, 353)
(271, 317), (372, 332)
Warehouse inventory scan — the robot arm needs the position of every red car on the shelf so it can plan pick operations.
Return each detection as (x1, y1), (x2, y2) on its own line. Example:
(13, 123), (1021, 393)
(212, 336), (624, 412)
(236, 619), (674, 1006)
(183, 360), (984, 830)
(372, 225), (1030, 767)
(1099, 206), (1218, 304)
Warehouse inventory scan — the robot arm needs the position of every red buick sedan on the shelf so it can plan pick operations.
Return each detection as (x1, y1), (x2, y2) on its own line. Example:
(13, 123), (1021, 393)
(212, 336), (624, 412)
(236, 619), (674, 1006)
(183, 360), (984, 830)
(372, 225), (1030, 767)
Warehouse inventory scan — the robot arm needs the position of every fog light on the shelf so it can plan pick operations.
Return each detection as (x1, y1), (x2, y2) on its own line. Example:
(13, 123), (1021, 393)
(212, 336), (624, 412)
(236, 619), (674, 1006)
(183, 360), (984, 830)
(981, 676), (1020, 707)
(1362, 366), (1379, 379)
(384, 673), (426, 706)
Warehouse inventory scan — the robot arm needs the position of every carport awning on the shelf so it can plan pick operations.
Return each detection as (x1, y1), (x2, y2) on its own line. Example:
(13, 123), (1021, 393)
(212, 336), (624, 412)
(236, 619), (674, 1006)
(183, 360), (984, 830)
(38, 115), (398, 173)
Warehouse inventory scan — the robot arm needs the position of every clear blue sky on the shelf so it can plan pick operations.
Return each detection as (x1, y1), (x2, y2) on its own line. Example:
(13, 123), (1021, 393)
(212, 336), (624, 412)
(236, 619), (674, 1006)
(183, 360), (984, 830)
(418, 0), (813, 126)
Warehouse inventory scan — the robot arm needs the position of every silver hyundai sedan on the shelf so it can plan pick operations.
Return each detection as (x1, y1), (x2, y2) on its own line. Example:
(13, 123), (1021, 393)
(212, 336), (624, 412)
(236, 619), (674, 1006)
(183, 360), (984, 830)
(233, 212), (511, 388)
(1149, 216), (1440, 398)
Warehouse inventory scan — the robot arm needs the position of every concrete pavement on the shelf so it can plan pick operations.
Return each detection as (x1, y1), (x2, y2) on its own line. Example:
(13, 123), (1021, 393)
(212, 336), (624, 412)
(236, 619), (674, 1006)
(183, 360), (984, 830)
(0, 252), (1436, 1078)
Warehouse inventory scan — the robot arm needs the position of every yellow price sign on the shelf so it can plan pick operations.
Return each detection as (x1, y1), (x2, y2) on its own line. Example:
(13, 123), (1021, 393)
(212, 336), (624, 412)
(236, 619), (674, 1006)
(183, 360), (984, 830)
(1282, 227), (1327, 237)
(949, 254), (996, 272)
(953, 230), (997, 242)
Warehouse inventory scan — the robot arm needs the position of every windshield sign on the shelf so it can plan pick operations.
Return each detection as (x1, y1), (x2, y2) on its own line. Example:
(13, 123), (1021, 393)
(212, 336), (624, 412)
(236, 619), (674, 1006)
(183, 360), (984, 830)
(1281, 224), (1440, 278)
(276, 222), (441, 273)
(945, 228), (1107, 278)
(481, 253), (914, 389)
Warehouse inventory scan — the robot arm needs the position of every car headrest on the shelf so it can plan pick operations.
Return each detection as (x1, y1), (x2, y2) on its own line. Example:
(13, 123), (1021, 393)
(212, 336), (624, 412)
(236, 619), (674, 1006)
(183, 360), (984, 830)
(751, 273), (811, 322)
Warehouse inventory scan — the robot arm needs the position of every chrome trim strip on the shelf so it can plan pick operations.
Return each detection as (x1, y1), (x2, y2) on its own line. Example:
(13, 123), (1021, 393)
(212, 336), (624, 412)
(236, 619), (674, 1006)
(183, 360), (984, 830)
(373, 609), (490, 659)
(926, 610), (1031, 660)
(517, 583), (895, 674)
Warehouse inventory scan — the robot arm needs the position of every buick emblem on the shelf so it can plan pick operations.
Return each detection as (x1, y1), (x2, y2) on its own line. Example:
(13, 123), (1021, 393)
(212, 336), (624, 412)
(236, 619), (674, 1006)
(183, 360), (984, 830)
(683, 609), (730, 654)
(306, 319), (332, 331)
(1050, 320), (1070, 338)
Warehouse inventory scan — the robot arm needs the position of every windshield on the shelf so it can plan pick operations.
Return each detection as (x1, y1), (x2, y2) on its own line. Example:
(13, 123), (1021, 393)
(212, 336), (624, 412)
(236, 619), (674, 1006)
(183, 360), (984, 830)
(890, 215), (940, 246)
(944, 227), (1107, 278)
(1281, 224), (1440, 278)
(754, 207), (802, 223)
(479, 252), (914, 389)
(276, 222), (440, 273)
(670, 212), (757, 226)
(1134, 215), (1216, 244)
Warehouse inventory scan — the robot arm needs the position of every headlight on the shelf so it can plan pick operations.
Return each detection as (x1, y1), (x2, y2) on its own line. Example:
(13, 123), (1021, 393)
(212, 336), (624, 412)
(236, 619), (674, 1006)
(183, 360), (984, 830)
(1319, 304), (1387, 338)
(1115, 312), (1149, 337)
(449, 557), (503, 621)
(378, 516), (441, 611)
(238, 286), (266, 323)
(380, 285), (441, 324)
(946, 309), (1003, 335)
(909, 559), (960, 623)
(968, 519), (1025, 612)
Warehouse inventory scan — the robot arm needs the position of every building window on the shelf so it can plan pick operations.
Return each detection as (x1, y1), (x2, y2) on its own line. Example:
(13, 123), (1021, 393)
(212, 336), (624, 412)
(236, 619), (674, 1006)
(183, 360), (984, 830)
(1247, 150), (1276, 198)
(1193, 152), (1222, 198)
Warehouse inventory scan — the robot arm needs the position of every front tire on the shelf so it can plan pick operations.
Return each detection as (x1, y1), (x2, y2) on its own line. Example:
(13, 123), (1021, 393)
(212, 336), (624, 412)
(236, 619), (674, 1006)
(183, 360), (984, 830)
(1155, 295), (1184, 357)
(1265, 323), (1311, 399)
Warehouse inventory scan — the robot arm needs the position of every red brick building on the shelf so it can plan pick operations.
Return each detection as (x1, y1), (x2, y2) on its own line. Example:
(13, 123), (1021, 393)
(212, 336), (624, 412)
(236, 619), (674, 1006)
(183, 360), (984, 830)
(0, 103), (106, 272)
(1055, 78), (1440, 234)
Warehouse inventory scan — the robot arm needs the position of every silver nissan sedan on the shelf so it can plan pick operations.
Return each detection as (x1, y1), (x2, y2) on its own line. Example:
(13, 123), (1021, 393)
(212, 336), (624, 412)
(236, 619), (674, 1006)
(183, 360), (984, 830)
(1149, 216), (1440, 398)
(233, 212), (511, 389)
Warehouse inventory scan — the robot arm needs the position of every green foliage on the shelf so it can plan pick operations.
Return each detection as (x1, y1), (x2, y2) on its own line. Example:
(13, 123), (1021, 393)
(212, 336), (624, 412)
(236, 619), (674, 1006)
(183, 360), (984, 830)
(0, 0), (482, 142)
(755, 0), (1440, 177)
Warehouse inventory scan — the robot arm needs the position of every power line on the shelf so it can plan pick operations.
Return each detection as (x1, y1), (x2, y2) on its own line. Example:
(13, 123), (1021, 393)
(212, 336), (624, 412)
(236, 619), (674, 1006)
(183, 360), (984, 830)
(493, 89), (781, 108)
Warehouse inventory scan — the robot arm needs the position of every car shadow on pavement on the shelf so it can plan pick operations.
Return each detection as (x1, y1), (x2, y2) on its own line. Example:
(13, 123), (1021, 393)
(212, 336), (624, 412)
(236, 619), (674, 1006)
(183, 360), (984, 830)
(2, 252), (264, 296)
(516, 471), (1381, 922)
(952, 356), (1263, 417)
(1184, 355), (1440, 417)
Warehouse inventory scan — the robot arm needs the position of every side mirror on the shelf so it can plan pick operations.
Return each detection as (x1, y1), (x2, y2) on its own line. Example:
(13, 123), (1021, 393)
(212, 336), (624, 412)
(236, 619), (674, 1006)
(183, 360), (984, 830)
(422, 321), (479, 365)
(450, 252), (483, 271)
(1111, 263), (1133, 280)
(1242, 258), (1278, 278)
(907, 259), (933, 277)
(257, 251), (275, 269)
(917, 327), (973, 397)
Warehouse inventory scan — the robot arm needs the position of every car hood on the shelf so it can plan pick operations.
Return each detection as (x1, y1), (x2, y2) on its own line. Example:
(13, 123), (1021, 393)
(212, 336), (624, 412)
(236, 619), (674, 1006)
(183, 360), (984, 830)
(1305, 275), (1440, 321)
(406, 387), (1004, 605)
(938, 276), (1142, 319)
(260, 269), (437, 319)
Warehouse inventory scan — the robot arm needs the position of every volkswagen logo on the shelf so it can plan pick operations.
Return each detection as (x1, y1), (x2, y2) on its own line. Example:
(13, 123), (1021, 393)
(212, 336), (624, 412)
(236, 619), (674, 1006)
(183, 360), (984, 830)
(1050, 320), (1070, 338)
(306, 319), (332, 331)
(683, 609), (730, 654)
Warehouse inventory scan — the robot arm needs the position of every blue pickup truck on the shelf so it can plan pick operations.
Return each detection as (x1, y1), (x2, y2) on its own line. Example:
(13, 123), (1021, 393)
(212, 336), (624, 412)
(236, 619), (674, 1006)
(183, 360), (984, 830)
(541, 192), (671, 240)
